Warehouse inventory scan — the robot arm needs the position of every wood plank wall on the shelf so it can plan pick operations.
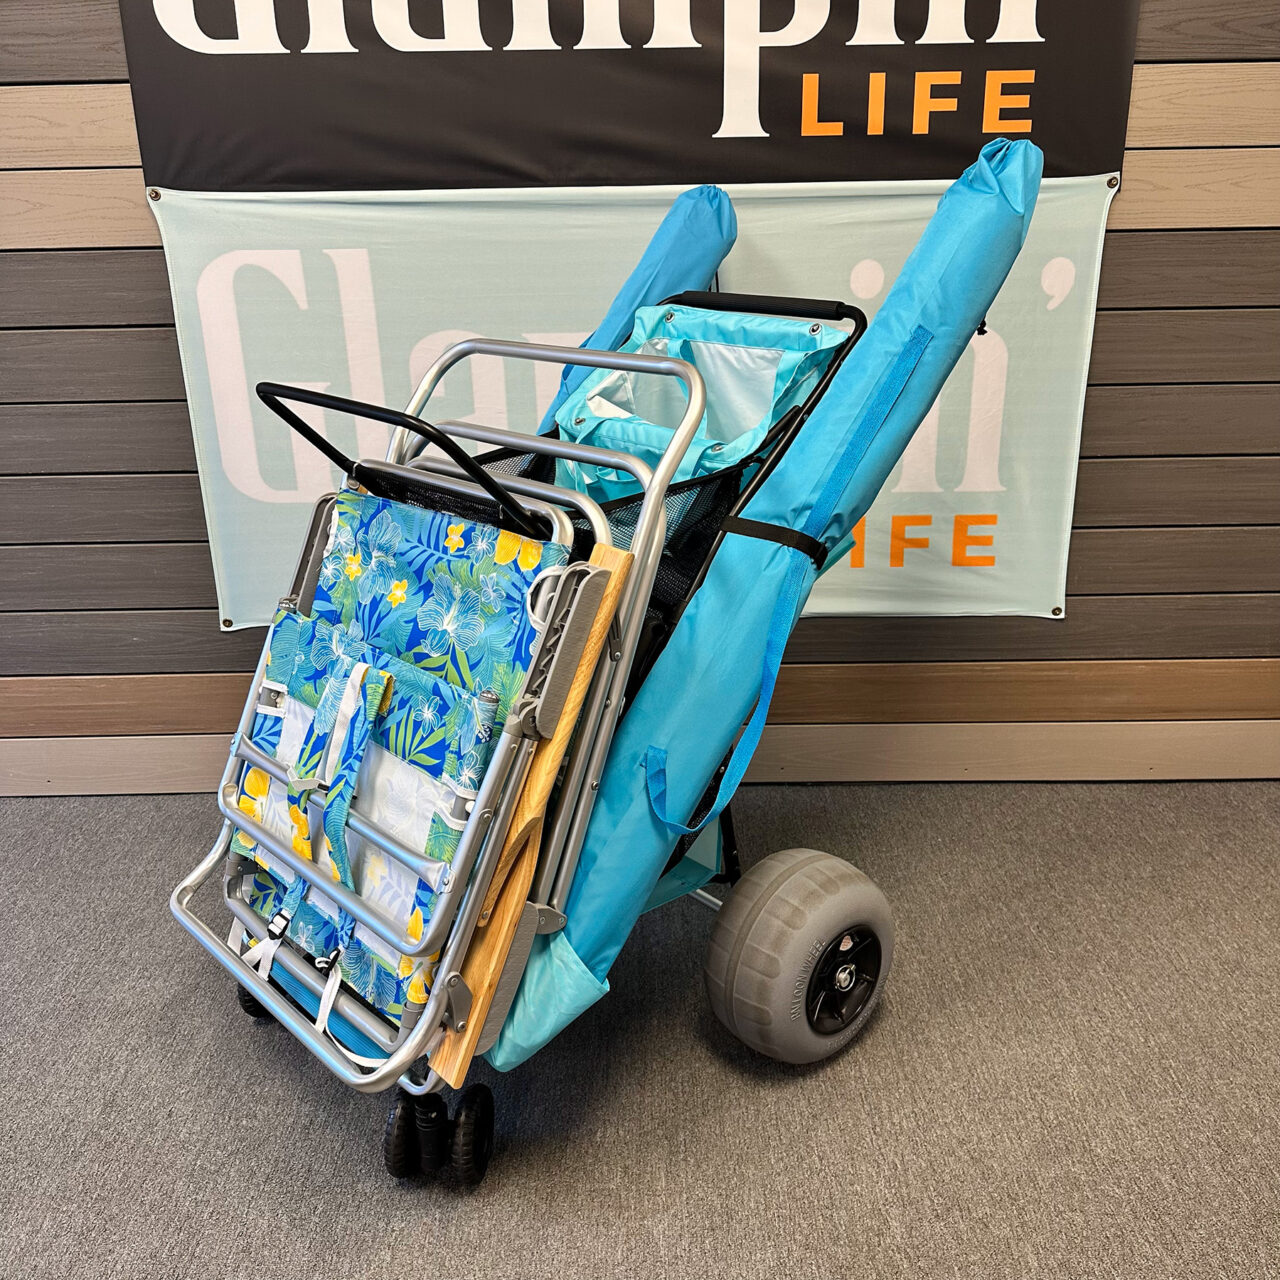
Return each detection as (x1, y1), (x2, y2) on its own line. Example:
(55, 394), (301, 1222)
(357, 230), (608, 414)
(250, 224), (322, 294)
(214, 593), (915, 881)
(1, 1), (1278, 792)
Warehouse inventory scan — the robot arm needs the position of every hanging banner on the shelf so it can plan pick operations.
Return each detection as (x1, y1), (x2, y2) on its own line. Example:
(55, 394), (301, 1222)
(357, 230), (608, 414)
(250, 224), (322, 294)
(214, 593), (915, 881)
(118, 1), (1140, 629)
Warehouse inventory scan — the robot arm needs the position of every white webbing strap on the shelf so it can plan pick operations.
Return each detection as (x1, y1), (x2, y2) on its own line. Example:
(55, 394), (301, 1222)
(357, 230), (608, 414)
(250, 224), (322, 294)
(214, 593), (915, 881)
(228, 919), (287, 982)
(314, 962), (344, 1038)
(318, 661), (371, 787)
(314, 961), (394, 1070)
(229, 921), (387, 1070)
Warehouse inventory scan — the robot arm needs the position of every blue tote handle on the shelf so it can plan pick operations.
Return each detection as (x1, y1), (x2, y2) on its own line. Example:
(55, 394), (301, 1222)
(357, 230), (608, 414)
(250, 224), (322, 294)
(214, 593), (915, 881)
(644, 551), (809, 836)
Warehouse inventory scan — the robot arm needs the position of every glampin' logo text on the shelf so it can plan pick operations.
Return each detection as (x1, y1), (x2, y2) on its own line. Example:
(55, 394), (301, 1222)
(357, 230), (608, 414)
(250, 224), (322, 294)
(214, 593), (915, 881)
(150, 0), (1046, 138)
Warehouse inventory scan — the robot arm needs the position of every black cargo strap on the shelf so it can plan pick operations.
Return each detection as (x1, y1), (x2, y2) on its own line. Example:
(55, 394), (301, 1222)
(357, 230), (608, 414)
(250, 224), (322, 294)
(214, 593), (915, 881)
(722, 515), (826, 570)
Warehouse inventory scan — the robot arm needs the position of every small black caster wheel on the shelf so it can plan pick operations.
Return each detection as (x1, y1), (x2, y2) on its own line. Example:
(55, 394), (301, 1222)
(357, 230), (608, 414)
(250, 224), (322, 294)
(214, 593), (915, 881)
(415, 1094), (451, 1174)
(236, 983), (273, 1021)
(383, 1090), (420, 1179)
(450, 1084), (495, 1187)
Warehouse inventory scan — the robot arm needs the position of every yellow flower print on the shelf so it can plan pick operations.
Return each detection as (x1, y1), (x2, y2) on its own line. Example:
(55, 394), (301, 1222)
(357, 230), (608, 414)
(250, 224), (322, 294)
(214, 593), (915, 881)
(234, 769), (269, 863)
(238, 767), (269, 821)
(363, 851), (388, 893)
(404, 911), (432, 1002)
(343, 552), (362, 579)
(386, 579), (408, 607)
(444, 523), (466, 554)
(321, 833), (339, 879)
(495, 529), (543, 572)
(231, 828), (257, 857)
(407, 949), (440, 1005)
(288, 803), (311, 860)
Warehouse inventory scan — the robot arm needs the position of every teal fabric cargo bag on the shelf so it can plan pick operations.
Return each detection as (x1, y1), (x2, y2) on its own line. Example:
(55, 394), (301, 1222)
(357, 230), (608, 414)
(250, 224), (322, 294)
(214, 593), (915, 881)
(537, 184), (737, 434)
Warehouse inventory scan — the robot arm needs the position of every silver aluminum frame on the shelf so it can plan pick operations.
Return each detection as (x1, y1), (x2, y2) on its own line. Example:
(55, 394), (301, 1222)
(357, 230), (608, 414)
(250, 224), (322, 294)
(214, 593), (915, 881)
(396, 340), (706, 908)
(172, 336), (705, 1095)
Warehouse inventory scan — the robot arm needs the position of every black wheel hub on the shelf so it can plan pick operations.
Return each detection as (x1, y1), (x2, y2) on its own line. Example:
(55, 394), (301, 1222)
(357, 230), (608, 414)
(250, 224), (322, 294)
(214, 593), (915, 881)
(805, 926), (881, 1036)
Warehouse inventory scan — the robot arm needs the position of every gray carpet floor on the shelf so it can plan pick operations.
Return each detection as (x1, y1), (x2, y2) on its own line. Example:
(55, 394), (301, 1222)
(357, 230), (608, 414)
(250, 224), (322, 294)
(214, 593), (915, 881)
(0, 782), (1276, 1280)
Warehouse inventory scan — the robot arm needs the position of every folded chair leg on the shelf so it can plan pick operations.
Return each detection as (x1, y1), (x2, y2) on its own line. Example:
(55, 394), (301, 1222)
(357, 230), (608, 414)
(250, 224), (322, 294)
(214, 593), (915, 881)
(430, 538), (632, 1089)
(430, 822), (543, 1089)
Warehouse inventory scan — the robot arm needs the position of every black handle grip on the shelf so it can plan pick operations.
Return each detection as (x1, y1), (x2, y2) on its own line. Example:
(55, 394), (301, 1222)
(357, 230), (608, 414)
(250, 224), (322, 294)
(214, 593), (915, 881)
(663, 290), (867, 330)
(255, 382), (544, 539)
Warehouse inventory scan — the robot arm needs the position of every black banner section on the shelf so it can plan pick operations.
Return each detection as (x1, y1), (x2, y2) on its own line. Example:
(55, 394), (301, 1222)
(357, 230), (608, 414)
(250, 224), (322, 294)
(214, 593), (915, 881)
(120, 1), (1139, 192)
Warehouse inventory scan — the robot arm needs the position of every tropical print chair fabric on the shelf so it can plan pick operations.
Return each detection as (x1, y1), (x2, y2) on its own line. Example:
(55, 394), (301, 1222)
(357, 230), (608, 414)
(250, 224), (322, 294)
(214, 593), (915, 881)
(310, 490), (567, 724)
(230, 491), (569, 1024)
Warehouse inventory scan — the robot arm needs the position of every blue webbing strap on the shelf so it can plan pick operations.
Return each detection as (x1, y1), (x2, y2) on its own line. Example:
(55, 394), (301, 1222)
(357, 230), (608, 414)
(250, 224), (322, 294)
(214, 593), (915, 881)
(645, 551), (809, 836)
(275, 685), (339, 927)
(268, 662), (389, 954)
(272, 664), (395, 1069)
(646, 326), (934, 835)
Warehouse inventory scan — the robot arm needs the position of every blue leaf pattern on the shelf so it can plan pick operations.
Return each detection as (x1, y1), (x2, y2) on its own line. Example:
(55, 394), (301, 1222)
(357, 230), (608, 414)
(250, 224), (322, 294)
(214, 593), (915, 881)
(311, 490), (568, 724)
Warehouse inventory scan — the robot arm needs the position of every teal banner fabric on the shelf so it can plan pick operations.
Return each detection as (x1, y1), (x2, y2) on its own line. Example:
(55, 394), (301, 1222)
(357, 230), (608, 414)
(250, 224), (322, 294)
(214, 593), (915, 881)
(150, 172), (1112, 628)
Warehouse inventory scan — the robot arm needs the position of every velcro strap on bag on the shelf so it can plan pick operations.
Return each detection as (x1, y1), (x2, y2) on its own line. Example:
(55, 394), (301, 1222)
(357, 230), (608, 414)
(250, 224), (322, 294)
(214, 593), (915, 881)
(721, 516), (826, 570)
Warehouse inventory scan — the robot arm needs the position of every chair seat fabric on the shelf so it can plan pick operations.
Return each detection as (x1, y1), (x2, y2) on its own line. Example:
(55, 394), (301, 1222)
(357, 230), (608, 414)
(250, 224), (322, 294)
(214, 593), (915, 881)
(230, 490), (569, 1022)
(552, 304), (846, 501)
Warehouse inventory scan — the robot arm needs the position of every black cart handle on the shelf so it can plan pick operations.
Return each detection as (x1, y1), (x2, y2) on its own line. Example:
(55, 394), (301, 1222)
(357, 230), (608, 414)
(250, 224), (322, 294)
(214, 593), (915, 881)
(663, 290), (867, 329)
(255, 382), (544, 538)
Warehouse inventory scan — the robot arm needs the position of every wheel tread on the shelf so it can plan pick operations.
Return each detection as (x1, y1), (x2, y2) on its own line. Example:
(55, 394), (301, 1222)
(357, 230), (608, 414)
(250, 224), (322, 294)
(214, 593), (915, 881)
(383, 1092), (419, 1180)
(450, 1084), (495, 1188)
(712, 849), (829, 1040)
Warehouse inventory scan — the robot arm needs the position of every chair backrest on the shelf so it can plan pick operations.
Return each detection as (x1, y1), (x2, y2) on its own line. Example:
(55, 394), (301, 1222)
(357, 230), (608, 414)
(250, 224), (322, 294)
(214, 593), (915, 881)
(309, 489), (570, 725)
(552, 304), (847, 501)
(232, 489), (571, 1023)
